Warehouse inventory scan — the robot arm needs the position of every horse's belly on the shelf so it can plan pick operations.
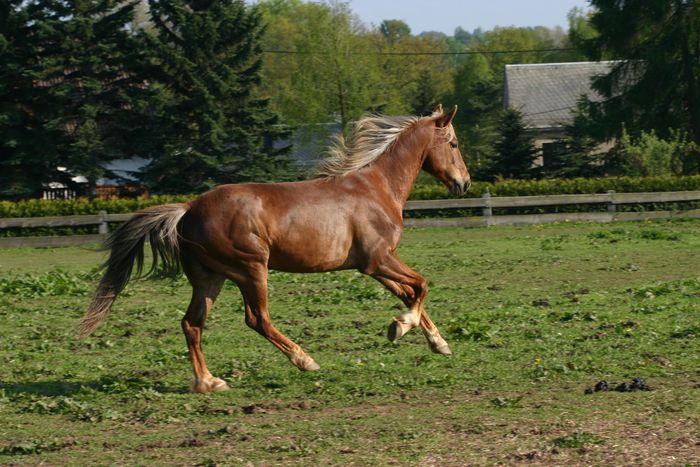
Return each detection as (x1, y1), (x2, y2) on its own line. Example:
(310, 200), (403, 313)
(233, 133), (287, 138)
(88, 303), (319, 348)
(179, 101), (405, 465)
(268, 223), (355, 272)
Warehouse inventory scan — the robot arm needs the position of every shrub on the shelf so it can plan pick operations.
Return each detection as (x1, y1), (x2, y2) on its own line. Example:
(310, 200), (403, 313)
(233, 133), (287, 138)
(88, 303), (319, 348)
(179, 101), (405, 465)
(0, 194), (194, 218)
(616, 128), (698, 176)
(0, 176), (699, 221)
(407, 175), (700, 200)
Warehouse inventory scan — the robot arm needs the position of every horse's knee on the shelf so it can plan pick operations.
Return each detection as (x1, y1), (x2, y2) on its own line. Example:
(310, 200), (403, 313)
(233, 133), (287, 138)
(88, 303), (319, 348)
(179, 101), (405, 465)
(181, 318), (198, 335)
(245, 311), (269, 335)
(413, 277), (428, 301)
(244, 312), (258, 331)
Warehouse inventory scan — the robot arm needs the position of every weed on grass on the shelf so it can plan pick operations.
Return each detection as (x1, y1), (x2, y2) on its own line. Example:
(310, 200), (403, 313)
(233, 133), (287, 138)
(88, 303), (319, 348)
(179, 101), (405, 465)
(0, 268), (97, 297)
(552, 432), (604, 449)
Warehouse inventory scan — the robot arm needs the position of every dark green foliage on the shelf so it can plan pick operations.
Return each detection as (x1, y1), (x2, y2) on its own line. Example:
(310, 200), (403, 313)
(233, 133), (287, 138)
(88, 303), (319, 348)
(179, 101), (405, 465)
(141, 0), (292, 193)
(487, 108), (538, 180)
(540, 101), (605, 179)
(46, 0), (153, 196)
(449, 55), (500, 177)
(0, 1), (153, 199)
(410, 70), (438, 115)
(0, 1), (64, 199)
(1, 0), (292, 200)
(577, 0), (700, 173)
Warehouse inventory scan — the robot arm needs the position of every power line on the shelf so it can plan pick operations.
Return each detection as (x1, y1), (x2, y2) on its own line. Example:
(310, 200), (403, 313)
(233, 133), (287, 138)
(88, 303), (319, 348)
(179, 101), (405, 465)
(263, 47), (575, 56)
(527, 105), (580, 117)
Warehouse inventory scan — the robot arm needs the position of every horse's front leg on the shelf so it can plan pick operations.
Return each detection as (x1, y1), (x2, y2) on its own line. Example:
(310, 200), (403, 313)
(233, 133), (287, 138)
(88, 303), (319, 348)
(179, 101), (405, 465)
(237, 265), (320, 371)
(368, 254), (451, 355)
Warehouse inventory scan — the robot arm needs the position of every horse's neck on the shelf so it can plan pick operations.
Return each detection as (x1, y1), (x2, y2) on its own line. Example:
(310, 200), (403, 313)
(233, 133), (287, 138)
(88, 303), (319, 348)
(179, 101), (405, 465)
(368, 124), (432, 207)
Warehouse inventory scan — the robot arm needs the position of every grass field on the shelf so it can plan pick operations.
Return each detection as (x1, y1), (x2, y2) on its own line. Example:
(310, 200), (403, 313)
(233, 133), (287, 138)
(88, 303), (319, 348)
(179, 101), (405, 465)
(0, 220), (699, 465)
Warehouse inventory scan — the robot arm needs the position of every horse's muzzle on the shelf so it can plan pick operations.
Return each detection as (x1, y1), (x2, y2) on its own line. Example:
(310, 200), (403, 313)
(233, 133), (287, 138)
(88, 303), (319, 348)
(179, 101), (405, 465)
(450, 178), (471, 197)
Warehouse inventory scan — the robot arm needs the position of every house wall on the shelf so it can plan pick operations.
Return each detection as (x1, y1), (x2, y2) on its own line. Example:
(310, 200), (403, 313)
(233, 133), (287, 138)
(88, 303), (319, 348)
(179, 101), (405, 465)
(528, 128), (615, 168)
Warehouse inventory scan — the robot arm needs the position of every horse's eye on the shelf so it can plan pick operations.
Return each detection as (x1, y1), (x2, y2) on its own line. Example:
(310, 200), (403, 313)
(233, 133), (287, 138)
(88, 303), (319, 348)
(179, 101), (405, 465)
(450, 141), (458, 149)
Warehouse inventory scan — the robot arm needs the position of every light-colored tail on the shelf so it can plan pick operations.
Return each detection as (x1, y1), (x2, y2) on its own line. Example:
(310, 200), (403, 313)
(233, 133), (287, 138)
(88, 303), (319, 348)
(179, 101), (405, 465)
(80, 203), (188, 337)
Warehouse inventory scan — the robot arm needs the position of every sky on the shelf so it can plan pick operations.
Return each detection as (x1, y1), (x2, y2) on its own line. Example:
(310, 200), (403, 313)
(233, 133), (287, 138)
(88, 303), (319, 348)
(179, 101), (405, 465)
(339, 0), (590, 35)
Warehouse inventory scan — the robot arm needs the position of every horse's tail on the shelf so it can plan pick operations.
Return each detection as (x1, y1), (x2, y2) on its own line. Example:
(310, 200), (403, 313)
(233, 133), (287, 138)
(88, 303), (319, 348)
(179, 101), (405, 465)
(79, 203), (189, 337)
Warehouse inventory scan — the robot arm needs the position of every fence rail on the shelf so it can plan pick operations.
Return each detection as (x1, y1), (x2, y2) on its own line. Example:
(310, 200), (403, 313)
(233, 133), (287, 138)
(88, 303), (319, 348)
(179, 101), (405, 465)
(1, 190), (700, 248)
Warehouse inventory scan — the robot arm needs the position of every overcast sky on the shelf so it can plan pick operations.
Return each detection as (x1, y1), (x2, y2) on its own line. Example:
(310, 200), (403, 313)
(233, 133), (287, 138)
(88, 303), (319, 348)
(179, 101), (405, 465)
(299, 1), (592, 35)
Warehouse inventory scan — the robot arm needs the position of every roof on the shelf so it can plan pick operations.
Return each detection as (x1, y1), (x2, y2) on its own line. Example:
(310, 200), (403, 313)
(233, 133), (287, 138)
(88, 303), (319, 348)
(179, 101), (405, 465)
(504, 61), (616, 130)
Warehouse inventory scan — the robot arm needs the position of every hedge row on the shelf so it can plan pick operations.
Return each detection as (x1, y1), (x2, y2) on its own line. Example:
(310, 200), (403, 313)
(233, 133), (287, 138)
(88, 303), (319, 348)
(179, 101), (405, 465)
(0, 194), (194, 218)
(2, 175), (700, 218)
(409, 175), (700, 200)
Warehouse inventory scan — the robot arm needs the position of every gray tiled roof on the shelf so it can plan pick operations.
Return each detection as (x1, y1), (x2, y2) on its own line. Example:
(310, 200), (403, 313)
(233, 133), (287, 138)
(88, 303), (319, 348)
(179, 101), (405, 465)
(504, 61), (615, 130)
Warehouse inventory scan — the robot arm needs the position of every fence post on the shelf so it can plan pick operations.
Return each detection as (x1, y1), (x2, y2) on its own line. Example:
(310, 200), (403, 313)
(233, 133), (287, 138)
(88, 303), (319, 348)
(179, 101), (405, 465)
(98, 210), (109, 235)
(607, 190), (616, 217)
(482, 189), (493, 227)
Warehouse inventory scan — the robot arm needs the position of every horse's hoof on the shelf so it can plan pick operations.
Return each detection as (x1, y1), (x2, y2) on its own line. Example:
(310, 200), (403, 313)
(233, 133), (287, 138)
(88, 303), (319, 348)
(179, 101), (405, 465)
(210, 378), (231, 391)
(292, 353), (320, 371)
(191, 377), (230, 393)
(387, 319), (412, 342)
(430, 343), (452, 355)
(301, 360), (321, 371)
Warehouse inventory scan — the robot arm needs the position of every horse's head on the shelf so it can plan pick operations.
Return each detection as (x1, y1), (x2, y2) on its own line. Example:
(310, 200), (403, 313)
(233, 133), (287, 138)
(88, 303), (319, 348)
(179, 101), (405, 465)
(423, 104), (471, 197)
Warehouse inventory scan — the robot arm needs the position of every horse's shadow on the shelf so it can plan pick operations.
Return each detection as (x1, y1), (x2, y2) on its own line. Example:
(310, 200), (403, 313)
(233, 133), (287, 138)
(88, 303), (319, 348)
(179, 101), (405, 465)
(0, 380), (85, 397)
(0, 375), (186, 397)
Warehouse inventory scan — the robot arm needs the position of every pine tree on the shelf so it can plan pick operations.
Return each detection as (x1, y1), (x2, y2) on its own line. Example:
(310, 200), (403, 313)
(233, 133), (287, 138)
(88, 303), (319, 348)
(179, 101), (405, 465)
(0, 2), (63, 198)
(581, 0), (700, 173)
(1, 0), (151, 199)
(142, 0), (292, 193)
(49, 0), (152, 197)
(487, 108), (538, 180)
(539, 100), (603, 178)
(449, 55), (500, 180)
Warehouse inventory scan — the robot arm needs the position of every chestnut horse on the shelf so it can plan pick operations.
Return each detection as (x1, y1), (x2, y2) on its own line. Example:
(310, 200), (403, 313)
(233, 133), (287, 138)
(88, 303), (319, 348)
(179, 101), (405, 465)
(81, 104), (470, 393)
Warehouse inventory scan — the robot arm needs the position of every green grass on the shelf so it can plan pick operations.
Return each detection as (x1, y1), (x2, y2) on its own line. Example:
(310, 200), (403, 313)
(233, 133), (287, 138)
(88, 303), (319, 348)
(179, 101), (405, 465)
(1, 220), (699, 465)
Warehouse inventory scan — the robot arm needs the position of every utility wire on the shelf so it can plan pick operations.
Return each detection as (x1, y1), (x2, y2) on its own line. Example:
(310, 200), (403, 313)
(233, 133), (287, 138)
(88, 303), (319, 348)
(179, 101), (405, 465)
(526, 105), (582, 117)
(263, 47), (575, 56)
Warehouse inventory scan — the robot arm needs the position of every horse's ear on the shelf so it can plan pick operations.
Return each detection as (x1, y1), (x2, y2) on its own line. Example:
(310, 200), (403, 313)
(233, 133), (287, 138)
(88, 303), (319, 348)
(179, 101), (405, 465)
(435, 105), (458, 127)
(431, 103), (443, 117)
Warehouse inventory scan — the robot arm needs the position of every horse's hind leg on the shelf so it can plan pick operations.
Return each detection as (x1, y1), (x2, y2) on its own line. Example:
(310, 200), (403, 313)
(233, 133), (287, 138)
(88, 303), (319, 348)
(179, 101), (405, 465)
(369, 254), (451, 355)
(237, 265), (320, 371)
(182, 265), (227, 393)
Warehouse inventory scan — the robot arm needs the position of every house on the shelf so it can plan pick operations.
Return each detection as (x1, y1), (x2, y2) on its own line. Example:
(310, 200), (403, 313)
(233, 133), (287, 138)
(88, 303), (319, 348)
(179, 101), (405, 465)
(43, 157), (150, 199)
(94, 157), (151, 198)
(504, 61), (617, 165)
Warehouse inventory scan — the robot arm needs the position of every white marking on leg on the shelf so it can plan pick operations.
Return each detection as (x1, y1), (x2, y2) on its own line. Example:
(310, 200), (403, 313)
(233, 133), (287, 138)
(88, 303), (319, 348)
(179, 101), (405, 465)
(289, 350), (320, 371)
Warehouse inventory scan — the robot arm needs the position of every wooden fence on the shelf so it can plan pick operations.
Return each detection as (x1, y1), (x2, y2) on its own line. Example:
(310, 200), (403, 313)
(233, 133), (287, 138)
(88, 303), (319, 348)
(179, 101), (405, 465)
(1, 190), (700, 248)
(403, 190), (700, 228)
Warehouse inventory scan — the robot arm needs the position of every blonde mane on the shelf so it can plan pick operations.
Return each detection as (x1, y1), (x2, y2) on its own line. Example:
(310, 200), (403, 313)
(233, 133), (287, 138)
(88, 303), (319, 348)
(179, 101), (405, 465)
(315, 114), (425, 177)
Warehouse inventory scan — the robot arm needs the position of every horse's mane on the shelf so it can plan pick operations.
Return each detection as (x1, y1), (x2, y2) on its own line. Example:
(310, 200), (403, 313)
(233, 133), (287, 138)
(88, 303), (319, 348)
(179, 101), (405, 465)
(315, 114), (425, 177)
